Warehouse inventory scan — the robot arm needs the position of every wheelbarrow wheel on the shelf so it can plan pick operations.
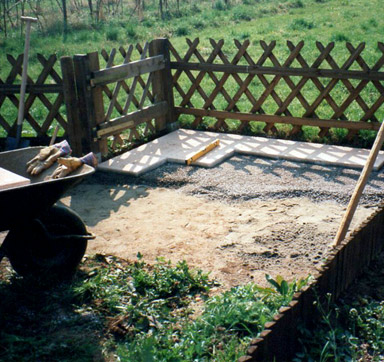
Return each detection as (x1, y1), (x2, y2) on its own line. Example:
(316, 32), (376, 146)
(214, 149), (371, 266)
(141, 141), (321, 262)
(3, 205), (89, 280)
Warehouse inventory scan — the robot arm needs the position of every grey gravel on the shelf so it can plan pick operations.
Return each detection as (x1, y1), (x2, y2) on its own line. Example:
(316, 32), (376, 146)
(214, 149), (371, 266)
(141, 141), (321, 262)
(93, 154), (384, 206)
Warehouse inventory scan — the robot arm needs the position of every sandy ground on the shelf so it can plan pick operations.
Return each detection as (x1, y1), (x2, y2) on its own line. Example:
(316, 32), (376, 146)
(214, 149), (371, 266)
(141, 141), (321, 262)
(1, 154), (383, 291)
(59, 178), (376, 290)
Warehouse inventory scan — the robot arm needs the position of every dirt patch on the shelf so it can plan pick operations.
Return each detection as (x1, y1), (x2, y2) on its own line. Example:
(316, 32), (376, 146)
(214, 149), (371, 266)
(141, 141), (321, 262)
(60, 182), (375, 290)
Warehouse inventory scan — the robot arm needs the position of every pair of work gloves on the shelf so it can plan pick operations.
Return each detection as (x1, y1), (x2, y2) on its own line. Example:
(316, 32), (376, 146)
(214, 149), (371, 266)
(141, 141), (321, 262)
(26, 140), (97, 178)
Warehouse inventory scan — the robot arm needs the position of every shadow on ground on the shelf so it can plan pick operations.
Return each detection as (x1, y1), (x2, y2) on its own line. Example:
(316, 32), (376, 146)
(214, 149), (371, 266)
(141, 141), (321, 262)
(0, 260), (105, 361)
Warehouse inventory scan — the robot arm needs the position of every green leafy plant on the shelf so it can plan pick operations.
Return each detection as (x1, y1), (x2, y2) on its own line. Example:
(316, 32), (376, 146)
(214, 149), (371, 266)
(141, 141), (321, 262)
(0, 254), (311, 361)
(296, 254), (384, 362)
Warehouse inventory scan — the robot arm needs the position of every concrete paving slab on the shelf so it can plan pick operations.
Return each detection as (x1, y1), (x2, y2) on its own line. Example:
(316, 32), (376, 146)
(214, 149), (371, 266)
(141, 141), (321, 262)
(98, 129), (384, 176)
(0, 167), (30, 190)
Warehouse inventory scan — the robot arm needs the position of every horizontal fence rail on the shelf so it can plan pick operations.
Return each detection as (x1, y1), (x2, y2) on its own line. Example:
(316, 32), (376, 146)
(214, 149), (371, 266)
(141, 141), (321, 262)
(171, 61), (384, 81)
(170, 38), (384, 139)
(91, 54), (165, 86)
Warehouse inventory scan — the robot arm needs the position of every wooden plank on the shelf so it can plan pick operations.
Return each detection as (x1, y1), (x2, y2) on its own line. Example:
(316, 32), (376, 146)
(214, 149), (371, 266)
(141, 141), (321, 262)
(88, 51), (107, 156)
(170, 61), (384, 81)
(97, 101), (168, 138)
(91, 55), (165, 86)
(0, 167), (30, 190)
(73, 54), (94, 155)
(60, 57), (82, 157)
(175, 106), (381, 131)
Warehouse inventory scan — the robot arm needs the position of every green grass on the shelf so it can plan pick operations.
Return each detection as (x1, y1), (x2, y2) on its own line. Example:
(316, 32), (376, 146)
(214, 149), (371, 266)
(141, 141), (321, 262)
(1, 0), (384, 146)
(0, 255), (308, 361)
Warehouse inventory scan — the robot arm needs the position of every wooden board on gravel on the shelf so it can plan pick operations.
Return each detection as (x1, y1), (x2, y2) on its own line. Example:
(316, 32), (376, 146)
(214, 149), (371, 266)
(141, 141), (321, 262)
(98, 129), (384, 176)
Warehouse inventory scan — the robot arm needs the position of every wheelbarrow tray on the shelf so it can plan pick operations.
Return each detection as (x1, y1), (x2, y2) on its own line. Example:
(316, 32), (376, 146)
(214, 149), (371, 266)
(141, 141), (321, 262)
(0, 147), (95, 232)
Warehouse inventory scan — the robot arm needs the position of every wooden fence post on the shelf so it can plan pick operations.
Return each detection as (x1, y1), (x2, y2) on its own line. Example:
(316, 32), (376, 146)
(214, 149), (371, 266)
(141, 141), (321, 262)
(149, 38), (177, 133)
(60, 56), (82, 156)
(72, 53), (100, 156)
(88, 51), (107, 158)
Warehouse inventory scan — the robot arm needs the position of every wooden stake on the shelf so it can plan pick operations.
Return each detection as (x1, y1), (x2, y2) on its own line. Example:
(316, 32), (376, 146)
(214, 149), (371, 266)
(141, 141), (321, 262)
(15, 16), (37, 147)
(333, 121), (384, 246)
(185, 139), (220, 165)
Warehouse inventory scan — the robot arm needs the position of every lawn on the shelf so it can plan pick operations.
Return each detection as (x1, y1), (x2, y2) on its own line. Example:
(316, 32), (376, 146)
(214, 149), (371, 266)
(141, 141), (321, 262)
(1, 0), (384, 145)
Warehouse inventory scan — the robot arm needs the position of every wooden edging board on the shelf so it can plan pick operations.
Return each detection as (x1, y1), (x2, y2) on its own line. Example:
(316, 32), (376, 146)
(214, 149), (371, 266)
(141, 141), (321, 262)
(238, 203), (384, 362)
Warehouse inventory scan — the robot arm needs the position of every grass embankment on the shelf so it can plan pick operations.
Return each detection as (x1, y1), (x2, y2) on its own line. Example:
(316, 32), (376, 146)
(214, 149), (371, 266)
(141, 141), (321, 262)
(0, 255), (307, 361)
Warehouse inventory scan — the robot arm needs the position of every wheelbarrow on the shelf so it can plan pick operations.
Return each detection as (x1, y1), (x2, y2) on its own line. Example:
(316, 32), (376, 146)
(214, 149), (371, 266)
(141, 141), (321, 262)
(0, 146), (95, 280)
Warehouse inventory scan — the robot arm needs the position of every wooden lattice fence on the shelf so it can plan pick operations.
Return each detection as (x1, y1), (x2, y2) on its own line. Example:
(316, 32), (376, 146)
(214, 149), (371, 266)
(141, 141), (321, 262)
(170, 38), (384, 139)
(0, 40), (172, 156)
(2, 38), (384, 155)
(0, 53), (65, 141)
(88, 38), (175, 157)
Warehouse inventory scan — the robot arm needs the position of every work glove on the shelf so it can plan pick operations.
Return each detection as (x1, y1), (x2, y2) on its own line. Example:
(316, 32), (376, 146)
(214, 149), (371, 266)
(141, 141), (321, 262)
(26, 140), (72, 176)
(51, 152), (98, 179)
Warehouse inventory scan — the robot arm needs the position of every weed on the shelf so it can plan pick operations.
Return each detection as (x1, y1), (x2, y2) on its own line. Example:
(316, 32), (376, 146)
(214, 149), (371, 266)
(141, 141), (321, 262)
(331, 32), (350, 42)
(192, 20), (206, 30)
(289, 0), (305, 8)
(0, 254), (310, 361)
(239, 31), (251, 40)
(117, 273), (310, 360)
(291, 18), (315, 31)
(126, 24), (137, 39)
(175, 26), (189, 37)
(191, 3), (202, 13)
(233, 6), (253, 21)
(213, 0), (228, 11)
(106, 28), (119, 41)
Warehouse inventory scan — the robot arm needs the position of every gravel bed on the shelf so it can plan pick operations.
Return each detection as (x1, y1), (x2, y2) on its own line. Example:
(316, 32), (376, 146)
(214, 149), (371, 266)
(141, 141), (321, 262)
(94, 154), (384, 206)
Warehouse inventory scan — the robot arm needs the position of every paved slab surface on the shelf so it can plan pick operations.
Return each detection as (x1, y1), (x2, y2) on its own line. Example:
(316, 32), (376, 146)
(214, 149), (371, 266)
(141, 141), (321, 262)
(0, 167), (30, 190)
(98, 129), (384, 176)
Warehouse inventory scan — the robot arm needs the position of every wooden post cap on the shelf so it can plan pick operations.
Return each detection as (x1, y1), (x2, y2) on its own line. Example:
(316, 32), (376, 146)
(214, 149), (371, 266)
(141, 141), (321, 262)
(21, 16), (38, 22)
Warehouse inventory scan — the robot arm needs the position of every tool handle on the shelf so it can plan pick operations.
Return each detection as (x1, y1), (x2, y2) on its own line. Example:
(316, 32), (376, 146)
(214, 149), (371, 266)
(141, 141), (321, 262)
(16, 18), (34, 129)
(333, 120), (384, 246)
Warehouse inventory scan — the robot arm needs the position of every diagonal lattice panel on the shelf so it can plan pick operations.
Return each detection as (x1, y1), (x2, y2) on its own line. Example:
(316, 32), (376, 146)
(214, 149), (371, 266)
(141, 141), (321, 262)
(0, 53), (65, 138)
(172, 39), (384, 139)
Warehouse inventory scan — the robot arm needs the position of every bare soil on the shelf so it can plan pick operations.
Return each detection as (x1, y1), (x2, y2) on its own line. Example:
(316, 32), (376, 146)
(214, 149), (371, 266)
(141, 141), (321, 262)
(57, 154), (384, 290)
